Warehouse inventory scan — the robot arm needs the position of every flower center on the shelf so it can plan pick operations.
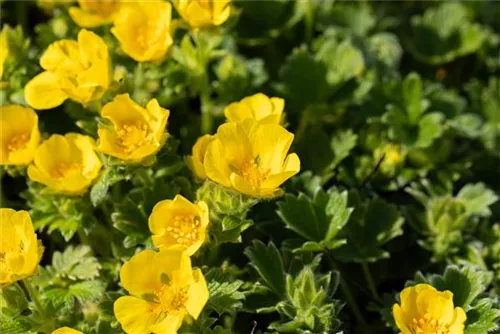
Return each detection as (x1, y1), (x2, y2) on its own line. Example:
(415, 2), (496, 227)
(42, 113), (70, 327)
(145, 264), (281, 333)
(51, 162), (82, 179)
(166, 214), (201, 246)
(410, 314), (449, 334)
(7, 133), (30, 157)
(241, 158), (270, 188)
(116, 121), (149, 152)
(154, 285), (188, 316)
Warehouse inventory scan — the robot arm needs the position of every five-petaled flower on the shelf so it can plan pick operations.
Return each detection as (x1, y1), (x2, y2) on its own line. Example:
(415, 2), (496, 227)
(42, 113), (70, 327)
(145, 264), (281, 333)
(174, 0), (231, 29)
(69, 0), (122, 28)
(24, 29), (109, 110)
(393, 283), (466, 334)
(149, 195), (209, 256)
(203, 118), (300, 198)
(0, 209), (43, 285)
(112, 1), (173, 62)
(97, 94), (170, 163)
(224, 93), (285, 125)
(27, 133), (102, 194)
(0, 105), (40, 166)
(114, 249), (208, 334)
(186, 134), (213, 180)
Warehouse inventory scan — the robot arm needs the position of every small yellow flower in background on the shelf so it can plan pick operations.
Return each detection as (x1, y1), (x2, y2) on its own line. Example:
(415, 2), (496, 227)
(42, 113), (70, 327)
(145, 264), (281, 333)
(174, 0), (231, 29)
(69, 0), (122, 28)
(0, 209), (43, 285)
(149, 194), (209, 256)
(112, 1), (173, 62)
(97, 94), (170, 162)
(27, 133), (102, 194)
(204, 119), (300, 198)
(224, 93), (285, 125)
(114, 249), (208, 334)
(37, 0), (74, 14)
(186, 134), (213, 180)
(373, 143), (405, 176)
(51, 327), (83, 334)
(0, 105), (40, 166)
(393, 283), (466, 334)
(0, 26), (9, 79)
(24, 29), (109, 110)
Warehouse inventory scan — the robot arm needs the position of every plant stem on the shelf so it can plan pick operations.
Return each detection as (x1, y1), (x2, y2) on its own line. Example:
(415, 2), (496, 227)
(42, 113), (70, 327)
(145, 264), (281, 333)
(21, 278), (44, 316)
(77, 227), (90, 245)
(304, 0), (315, 43)
(200, 71), (213, 134)
(324, 250), (367, 325)
(361, 261), (381, 301)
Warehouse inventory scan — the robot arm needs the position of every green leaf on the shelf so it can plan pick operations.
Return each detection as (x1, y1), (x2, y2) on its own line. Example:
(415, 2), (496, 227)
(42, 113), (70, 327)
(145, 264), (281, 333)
(277, 189), (352, 245)
(0, 313), (30, 334)
(330, 130), (358, 168)
(334, 195), (404, 263)
(464, 298), (500, 334)
(415, 112), (445, 148)
(402, 72), (423, 124)
(456, 183), (499, 217)
(244, 241), (287, 297)
(207, 280), (245, 316)
(51, 245), (100, 280)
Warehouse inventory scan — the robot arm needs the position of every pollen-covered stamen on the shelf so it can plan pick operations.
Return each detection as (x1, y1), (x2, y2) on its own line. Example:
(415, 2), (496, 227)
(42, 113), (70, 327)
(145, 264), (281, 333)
(165, 214), (201, 246)
(51, 162), (83, 179)
(410, 313), (450, 334)
(116, 121), (149, 152)
(7, 133), (30, 157)
(153, 285), (189, 316)
(240, 157), (270, 188)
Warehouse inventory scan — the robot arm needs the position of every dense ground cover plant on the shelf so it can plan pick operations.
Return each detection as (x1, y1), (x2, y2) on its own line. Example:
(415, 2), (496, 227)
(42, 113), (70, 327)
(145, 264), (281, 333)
(1, 1), (499, 333)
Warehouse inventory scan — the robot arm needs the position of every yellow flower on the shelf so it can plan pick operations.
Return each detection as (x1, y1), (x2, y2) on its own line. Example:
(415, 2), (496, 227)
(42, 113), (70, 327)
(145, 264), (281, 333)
(0, 105), (40, 166)
(149, 195), (209, 256)
(185, 134), (213, 180)
(111, 1), (173, 62)
(69, 0), (122, 28)
(114, 249), (208, 334)
(27, 133), (102, 194)
(224, 93), (285, 124)
(0, 26), (9, 79)
(24, 29), (109, 110)
(204, 119), (300, 198)
(174, 0), (231, 29)
(37, 0), (74, 13)
(51, 327), (83, 334)
(373, 143), (405, 177)
(0, 209), (42, 285)
(97, 94), (170, 162)
(393, 284), (466, 334)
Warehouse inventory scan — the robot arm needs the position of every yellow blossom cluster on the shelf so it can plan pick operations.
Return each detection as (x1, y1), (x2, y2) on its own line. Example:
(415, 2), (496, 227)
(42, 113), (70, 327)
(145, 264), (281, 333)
(187, 93), (301, 198)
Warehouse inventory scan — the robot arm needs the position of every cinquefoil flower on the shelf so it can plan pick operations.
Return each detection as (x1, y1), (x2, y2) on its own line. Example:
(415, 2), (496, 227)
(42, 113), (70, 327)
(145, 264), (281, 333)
(114, 249), (208, 334)
(174, 0), (231, 29)
(28, 133), (102, 194)
(224, 93), (285, 124)
(112, 1), (173, 62)
(149, 195), (209, 256)
(97, 94), (170, 163)
(393, 284), (466, 334)
(204, 119), (300, 198)
(24, 29), (109, 110)
(51, 328), (83, 334)
(69, 0), (122, 28)
(0, 105), (40, 166)
(0, 209), (42, 285)
(185, 134), (213, 180)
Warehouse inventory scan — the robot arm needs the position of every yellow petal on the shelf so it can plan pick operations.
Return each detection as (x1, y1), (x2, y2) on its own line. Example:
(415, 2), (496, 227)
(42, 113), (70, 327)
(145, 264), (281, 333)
(416, 288), (454, 324)
(119, 250), (163, 296)
(448, 307), (467, 333)
(185, 268), (209, 319)
(392, 304), (412, 334)
(69, 7), (112, 28)
(148, 199), (175, 235)
(51, 327), (83, 334)
(261, 153), (300, 190)
(24, 71), (68, 110)
(254, 123), (295, 173)
(204, 138), (232, 187)
(148, 313), (184, 334)
(114, 296), (157, 334)
(40, 40), (81, 72)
